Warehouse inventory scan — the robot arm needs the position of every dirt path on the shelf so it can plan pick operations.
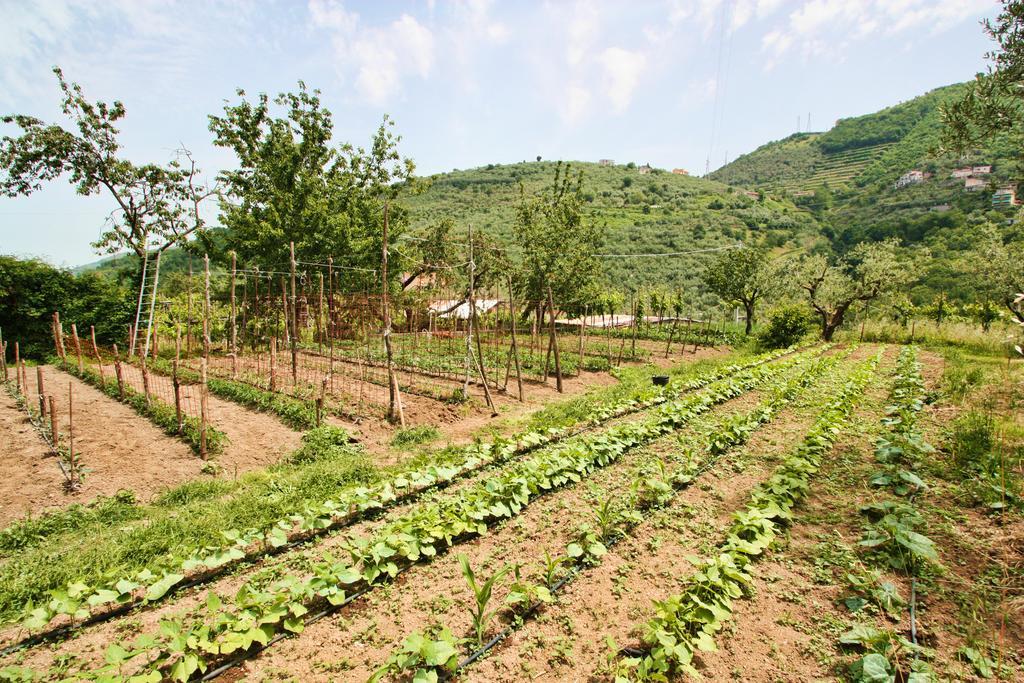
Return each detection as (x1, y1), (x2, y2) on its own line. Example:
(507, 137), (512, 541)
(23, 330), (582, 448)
(0, 391), (69, 526)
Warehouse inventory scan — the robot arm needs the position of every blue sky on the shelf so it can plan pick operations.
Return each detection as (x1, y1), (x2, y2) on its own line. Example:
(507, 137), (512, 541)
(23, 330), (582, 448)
(0, 0), (1001, 267)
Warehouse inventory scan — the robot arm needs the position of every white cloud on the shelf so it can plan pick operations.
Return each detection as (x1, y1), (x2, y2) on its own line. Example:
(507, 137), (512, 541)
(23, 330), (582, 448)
(308, 0), (435, 106)
(561, 82), (592, 124)
(599, 47), (646, 113)
(757, 0), (996, 70)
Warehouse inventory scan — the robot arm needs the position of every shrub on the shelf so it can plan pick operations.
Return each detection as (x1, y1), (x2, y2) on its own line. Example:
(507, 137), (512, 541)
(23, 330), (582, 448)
(391, 425), (440, 449)
(757, 304), (813, 349)
(949, 412), (995, 472)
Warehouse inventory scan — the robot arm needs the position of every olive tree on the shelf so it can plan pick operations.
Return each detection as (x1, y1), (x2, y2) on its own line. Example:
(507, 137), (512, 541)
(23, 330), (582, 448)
(701, 246), (773, 334)
(797, 239), (913, 341)
(514, 162), (603, 319)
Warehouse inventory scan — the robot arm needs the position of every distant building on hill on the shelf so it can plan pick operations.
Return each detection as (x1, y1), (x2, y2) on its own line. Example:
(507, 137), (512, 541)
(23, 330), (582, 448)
(894, 170), (925, 189)
(992, 186), (1019, 208)
(598, 159), (614, 166)
(638, 164), (653, 174)
(671, 168), (689, 175)
(950, 167), (973, 179)
(973, 165), (993, 174)
(964, 177), (986, 192)
(741, 190), (760, 199)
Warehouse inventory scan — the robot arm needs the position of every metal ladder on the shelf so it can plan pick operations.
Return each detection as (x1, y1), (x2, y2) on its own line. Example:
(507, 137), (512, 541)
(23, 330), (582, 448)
(129, 249), (162, 358)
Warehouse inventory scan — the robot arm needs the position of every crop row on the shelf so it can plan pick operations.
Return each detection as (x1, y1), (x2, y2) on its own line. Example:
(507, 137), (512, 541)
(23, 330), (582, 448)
(16, 348), (812, 681)
(141, 357), (320, 431)
(371, 349), (848, 681)
(2, 346), (805, 651)
(46, 358), (227, 456)
(611, 349), (882, 681)
(845, 346), (939, 682)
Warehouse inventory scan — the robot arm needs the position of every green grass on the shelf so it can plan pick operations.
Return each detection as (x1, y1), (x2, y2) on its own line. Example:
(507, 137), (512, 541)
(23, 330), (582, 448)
(390, 425), (440, 449)
(0, 426), (375, 621)
(0, 491), (141, 555)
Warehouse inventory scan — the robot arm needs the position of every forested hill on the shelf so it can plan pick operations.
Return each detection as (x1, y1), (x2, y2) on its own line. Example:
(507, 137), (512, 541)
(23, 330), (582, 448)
(709, 82), (1023, 302)
(404, 160), (824, 303)
(80, 160), (825, 309)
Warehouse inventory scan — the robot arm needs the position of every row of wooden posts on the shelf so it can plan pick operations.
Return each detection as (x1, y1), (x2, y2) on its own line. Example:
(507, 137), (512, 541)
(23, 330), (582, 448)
(0, 329), (79, 488)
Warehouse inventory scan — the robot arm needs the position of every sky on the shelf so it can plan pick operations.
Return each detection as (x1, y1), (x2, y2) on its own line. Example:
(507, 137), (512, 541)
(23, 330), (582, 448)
(0, 0), (1003, 267)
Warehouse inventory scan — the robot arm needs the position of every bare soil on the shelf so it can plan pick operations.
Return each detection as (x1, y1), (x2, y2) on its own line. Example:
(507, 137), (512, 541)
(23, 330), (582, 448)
(0, 390), (69, 526)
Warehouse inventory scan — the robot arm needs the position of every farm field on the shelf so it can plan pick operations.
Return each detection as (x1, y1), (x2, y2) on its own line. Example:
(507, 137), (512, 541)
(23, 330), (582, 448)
(3, 4), (1024, 680)
(0, 340), (1018, 682)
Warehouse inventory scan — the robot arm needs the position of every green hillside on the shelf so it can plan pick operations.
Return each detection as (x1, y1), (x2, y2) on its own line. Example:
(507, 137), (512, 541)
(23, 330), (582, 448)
(83, 161), (824, 308)
(405, 160), (823, 298)
(710, 82), (1024, 302)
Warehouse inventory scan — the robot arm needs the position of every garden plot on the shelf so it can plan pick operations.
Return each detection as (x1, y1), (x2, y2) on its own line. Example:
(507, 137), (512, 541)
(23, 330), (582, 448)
(7, 365), (203, 512)
(96, 360), (303, 474)
(0, 349), (809, 680)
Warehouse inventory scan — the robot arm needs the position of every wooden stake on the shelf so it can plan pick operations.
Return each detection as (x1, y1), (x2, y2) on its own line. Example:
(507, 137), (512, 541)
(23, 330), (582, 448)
(327, 257), (335, 392)
(173, 329), (183, 434)
(230, 251), (238, 380)
(507, 276), (524, 402)
(49, 395), (58, 451)
(269, 337), (278, 391)
(547, 286), (563, 393)
(381, 204), (405, 426)
(67, 381), (75, 485)
(289, 243), (298, 385)
(316, 377), (326, 427)
(90, 326), (105, 388)
(186, 260), (194, 357)
(578, 306), (586, 371)
(141, 358), (152, 407)
(71, 324), (84, 373)
(859, 320), (865, 342)
(54, 312), (66, 360)
(112, 344), (125, 399)
(467, 226), (496, 413)
(0, 340), (6, 382)
(14, 342), (20, 393)
(201, 255), (211, 459)
(37, 366), (45, 417)
(316, 270), (325, 356)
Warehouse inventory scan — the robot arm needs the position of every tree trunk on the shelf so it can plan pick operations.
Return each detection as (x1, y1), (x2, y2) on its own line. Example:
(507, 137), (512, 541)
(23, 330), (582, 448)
(743, 301), (754, 335)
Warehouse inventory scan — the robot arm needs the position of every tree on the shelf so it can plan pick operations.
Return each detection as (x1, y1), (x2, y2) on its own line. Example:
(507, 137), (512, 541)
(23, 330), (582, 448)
(940, 1), (1024, 157)
(350, 115), (416, 424)
(796, 239), (913, 341)
(0, 256), (133, 358)
(514, 162), (603, 318)
(970, 224), (1024, 323)
(701, 247), (772, 335)
(1, 68), (214, 277)
(210, 83), (373, 281)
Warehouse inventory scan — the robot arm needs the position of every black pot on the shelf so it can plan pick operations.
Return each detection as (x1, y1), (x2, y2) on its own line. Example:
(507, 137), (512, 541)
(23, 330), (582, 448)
(652, 375), (670, 386)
